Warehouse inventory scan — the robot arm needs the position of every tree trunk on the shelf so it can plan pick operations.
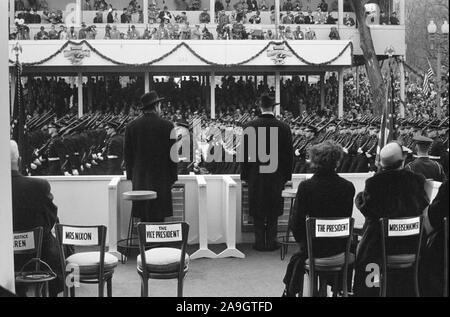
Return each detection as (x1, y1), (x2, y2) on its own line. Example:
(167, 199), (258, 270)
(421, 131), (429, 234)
(351, 0), (386, 116)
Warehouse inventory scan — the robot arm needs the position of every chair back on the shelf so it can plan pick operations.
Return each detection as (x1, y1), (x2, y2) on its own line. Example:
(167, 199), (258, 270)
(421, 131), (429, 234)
(55, 224), (107, 286)
(305, 217), (354, 271)
(444, 217), (448, 297)
(13, 227), (43, 257)
(13, 227), (44, 272)
(136, 222), (189, 278)
(379, 216), (423, 297)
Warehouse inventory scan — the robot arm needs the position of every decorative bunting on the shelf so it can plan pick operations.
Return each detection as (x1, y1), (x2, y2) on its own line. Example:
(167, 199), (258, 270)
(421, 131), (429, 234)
(9, 40), (353, 68)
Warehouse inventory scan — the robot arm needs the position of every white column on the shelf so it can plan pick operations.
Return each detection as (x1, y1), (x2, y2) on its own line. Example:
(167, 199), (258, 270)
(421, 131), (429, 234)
(9, 0), (15, 28)
(210, 72), (216, 119)
(143, 0), (149, 24)
(320, 73), (325, 109)
(210, 0), (215, 24)
(78, 73), (83, 118)
(399, 0), (405, 25)
(275, 71), (281, 116)
(144, 72), (150, 93)
(275, 0), (280, 37)
(76, 0), (82, 26)
(338, 68), (344, 118)
(338, 0), (344, 25)
(0, 0), (15, 293)
(399, 58), (406, 118)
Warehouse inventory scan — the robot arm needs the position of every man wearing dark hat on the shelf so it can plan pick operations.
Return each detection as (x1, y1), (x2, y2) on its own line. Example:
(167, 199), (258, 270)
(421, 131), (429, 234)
(124, 91), (178, 222)
(404, 135), (447, 182)
(103, 121), (124, 175)
(46, 122), (67, 176)
(240, 94), (293, 251)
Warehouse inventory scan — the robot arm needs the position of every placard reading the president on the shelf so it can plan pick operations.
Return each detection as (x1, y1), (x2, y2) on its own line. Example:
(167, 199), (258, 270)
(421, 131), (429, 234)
(315, 219), (350, 237)
(62, 227), (99, 245)
(146, 224), (182, 243)
(13, 232), (35, 251)
(388, 218), (420, 237)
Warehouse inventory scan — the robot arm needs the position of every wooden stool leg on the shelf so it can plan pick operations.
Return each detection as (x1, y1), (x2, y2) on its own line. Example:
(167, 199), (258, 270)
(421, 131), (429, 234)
(98, 280), (105, 297)
(70, 286), (76, 297)
(141, 278), (149, 297)
(177, 275), (184, 297)
(319, 275), (328, 297)
(107, 278), (113, 297)
(308, 271), (316, 297)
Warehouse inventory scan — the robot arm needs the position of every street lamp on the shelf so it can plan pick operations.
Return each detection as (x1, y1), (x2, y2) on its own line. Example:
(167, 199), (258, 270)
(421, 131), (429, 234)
(427, 19), (449, 119)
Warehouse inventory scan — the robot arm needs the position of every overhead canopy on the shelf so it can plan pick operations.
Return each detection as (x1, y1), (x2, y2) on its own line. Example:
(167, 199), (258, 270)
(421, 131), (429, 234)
(9, 40), (353, 69)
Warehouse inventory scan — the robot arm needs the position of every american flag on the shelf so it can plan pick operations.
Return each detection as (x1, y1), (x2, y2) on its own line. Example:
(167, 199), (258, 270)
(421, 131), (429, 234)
(11, 56), (28, 173)
(422, 59), (434, 96)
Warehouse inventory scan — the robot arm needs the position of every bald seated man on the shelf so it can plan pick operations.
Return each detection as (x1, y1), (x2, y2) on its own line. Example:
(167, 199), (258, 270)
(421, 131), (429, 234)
(11, 140), (64, 297)
(353, 142), (429, 297)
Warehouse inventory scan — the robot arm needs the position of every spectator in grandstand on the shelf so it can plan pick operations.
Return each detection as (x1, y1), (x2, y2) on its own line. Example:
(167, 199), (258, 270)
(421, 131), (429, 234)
(329, 26), (340, 40)
(159, 6), (173, 23)
(380, 10), (389, 25)
(128, 25), (141, 39)
(318, 0), (328, 12)
(84, 0), (92, 10)
(192, 24), (202, 39)
(202, 27), (214, 40)
(294, 11), (305, 24)
(283, 141), (355, 297)
(93, 11), (103, 23)
(107, 8), (114, 23)
(149, 3), (158, 23)
(86, 25), (97, 39)
(354, 142), (429, 297)
(48, 24), (59, 40)
(35, 26), (49, 40)
(78, 22), (88, 39)
(282, 11), (294, 24)
(59, 25), (69, 40)
(282, 0), (294, 11)
(110, 25), (121, 39)
(199, 8), (211, 23)
(343, 13), (355, 27)
(191, 0), (201, 11)
(304, 10), (314, 24)
(249, 10), (261, 24)
(304, 26), (316, 40)
(293, 25), (304, 40)
(390, 12), (400, 25)
(68, 26), (78, 39)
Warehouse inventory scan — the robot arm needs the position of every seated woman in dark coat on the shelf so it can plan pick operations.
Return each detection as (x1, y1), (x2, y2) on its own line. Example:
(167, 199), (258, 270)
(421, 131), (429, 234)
(283, 141), (355, 296)
(419, 180), (448, 297)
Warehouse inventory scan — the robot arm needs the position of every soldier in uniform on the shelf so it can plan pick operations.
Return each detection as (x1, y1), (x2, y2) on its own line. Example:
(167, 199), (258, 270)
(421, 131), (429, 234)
(103, 121), (124, 175)
(45, 122), (67, 176)
(404, 135), (447, 182)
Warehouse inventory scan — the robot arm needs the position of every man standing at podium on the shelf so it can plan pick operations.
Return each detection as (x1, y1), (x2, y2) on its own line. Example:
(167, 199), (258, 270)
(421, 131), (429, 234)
(124, 91), (178, 222)
(240, 94), (293, 251)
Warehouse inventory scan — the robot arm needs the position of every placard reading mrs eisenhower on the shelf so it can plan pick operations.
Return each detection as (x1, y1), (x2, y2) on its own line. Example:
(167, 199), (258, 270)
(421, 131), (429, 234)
(388, 218), (420, 237)
(315, 219), (350, 238)
(146, 224), (182, 243)
(62, 227), (99, 246)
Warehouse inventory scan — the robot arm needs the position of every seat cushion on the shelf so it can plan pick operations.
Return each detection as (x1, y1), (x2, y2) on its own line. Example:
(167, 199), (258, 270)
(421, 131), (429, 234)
(387, 254), (416, 268)
(305, 253), (355, 270)
(137, 247), (189, 273)
(66, 252), (118, 275)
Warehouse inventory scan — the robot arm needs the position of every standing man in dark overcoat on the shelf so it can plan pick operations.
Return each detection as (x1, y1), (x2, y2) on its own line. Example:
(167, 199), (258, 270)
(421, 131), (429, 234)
(124, 91), (178, 222)
(240, 94), (293, 251)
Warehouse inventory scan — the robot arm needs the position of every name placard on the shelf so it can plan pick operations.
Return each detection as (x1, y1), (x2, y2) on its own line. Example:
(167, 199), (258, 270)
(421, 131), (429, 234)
(62, 227), (99, 246)
(315, 219), (350, 238)
(13, 232), (35, 251)
(388, 218), (420, 237)
(146, 224), (182, 243)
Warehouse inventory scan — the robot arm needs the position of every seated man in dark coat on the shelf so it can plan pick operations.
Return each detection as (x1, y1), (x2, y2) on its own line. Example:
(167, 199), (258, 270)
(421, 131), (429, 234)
(10, 141), (63, 297)
(419, 180), (448, 297)
(354, 142), (429, 297)
(283, 141), (355, 296)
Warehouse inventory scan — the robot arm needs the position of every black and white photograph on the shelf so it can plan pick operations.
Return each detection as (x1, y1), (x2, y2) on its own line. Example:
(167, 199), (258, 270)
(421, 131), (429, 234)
(0, 0), (448, 302)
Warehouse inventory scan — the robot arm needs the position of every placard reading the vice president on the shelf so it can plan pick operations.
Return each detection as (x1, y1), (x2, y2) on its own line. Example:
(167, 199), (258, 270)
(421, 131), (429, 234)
(315, 219), (350, 238)
(62, 227), (99, 246)
(146, 224), (182, 243)
(13, 232), (35, 251)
